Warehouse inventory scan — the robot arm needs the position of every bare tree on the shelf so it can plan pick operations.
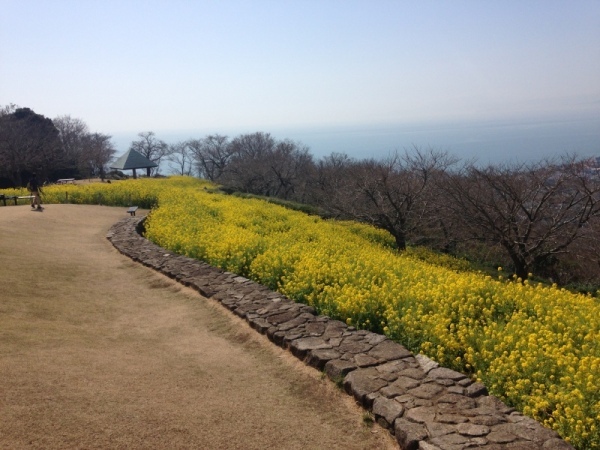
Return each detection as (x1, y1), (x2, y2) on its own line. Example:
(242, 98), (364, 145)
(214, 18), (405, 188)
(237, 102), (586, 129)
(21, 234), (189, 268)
(53, 116), (89, 163)
(319, 147), (456, 250)
(187, 134), (233, 181)
(214, 132), (316, 201)
(269, 139), (314, 200)
(53, 115), (91, 178)
(308, 152), (355, 207)
(441, 156), (600, 280)
(167, 141), (194, 176)
(554, 213), (600, 286)
(220, 132), (277, 194)
(80, 133), (116, 180)
(0, 103), (17, 118)
(129, 131), (169, 176)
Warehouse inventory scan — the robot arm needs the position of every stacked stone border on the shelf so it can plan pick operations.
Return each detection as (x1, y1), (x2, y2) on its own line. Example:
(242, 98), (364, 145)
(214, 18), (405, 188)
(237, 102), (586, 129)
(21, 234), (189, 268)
(106, 216), (573, 450)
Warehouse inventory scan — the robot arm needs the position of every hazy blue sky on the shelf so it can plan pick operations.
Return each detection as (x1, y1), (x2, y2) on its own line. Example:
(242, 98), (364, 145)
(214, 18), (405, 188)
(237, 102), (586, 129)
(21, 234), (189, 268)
(1, 1), (599, 161)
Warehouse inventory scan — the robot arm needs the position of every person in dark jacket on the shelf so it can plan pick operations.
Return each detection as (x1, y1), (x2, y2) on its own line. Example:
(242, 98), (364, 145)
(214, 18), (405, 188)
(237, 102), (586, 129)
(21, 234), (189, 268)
(27, 173), (42, 210)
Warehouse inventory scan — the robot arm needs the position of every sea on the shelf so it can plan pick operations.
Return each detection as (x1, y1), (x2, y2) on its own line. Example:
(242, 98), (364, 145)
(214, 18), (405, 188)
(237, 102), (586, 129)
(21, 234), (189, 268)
(112, 114), (600, 169)
(270, 116), (600, 166)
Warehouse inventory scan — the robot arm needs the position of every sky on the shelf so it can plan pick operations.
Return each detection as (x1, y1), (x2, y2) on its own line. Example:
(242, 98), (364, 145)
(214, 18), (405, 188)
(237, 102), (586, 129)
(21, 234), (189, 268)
(1, 0), (599, 163)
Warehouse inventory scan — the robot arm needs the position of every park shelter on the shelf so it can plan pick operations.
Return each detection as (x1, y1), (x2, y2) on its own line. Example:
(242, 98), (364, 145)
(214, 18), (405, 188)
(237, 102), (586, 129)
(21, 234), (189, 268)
(110, 149), (157, 179)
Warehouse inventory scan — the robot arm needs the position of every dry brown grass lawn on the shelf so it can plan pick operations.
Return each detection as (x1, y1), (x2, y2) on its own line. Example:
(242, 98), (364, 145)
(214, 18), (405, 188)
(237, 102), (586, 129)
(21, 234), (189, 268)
(0, 204), (397, 450)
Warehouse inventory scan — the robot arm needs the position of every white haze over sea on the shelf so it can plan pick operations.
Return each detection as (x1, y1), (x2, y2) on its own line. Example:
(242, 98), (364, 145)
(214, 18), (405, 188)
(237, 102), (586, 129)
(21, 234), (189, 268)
(269, 116), (600, 165)
(113, 113), (600, 170)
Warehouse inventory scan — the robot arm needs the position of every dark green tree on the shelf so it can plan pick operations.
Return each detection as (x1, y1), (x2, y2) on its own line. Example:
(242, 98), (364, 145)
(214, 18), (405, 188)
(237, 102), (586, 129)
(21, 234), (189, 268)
(0, 106), (63, 186)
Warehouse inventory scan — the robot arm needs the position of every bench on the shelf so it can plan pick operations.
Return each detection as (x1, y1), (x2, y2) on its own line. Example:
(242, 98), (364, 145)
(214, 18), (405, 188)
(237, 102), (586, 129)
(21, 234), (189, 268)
(0, 194), (34, 206)
(57, 178), (75, 184)
(127, 206), (139, 216)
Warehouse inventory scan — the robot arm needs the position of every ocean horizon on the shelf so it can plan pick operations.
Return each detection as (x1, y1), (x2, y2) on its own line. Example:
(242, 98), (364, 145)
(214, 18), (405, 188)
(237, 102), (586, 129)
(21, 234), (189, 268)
(112, 114), (600, 169)
(270, 115), (600, 165)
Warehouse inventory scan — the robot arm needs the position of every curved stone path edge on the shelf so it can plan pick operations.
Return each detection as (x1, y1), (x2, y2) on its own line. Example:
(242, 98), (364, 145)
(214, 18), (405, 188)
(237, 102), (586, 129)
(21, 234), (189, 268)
(106, 216), (573, 450)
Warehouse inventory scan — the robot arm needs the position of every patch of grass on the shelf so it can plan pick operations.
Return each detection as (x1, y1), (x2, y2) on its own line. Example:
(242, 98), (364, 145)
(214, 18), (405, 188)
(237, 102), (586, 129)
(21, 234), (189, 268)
(223, 189), (327, 216)
(563, 281), (600, 298)
(331, 374), (345, 390)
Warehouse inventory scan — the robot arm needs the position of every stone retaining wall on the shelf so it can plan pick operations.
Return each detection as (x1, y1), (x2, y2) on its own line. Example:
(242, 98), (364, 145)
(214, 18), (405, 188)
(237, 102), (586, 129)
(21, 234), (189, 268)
(106, 216), (573, 450)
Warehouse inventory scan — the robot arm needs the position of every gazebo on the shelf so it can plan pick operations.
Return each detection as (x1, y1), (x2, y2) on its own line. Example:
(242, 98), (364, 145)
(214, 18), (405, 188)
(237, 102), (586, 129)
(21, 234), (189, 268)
(110, 149), (158, 179)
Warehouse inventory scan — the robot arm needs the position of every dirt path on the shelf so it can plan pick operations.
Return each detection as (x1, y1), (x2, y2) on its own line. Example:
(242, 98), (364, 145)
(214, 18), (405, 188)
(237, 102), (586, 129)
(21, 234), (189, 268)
(0, 204), (396, 449)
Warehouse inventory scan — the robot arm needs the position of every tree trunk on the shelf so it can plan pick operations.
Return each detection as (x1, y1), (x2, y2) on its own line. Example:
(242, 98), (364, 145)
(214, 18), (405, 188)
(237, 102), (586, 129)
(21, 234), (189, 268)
(504, 245), (529, 280)
(391, 230), (407, 251)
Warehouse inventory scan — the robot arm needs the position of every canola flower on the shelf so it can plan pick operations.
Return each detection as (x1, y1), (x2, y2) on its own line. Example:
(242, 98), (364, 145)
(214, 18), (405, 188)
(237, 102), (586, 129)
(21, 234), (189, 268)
(0, 176), (204, 208)
(3, 176), (598, 449)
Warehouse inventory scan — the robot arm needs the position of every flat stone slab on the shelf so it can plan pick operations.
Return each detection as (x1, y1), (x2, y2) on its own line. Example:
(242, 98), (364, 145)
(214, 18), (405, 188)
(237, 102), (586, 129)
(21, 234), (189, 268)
(344, 368), (390, 407)
(372, 397), (405, 427)
(368, 339), (412, 361)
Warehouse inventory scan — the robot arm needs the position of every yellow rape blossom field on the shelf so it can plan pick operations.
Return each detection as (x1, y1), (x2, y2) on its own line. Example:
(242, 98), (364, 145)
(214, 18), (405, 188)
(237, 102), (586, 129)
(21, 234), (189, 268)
(3, 176), (598, 449)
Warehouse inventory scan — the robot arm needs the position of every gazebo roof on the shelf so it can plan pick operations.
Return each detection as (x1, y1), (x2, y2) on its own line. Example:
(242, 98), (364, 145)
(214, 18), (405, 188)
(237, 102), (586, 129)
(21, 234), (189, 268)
(110, 149), (158, 170)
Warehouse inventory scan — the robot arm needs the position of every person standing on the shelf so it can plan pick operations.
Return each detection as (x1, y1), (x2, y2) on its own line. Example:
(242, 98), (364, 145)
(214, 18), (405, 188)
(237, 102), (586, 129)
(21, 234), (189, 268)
(27, 173), (42, 210)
